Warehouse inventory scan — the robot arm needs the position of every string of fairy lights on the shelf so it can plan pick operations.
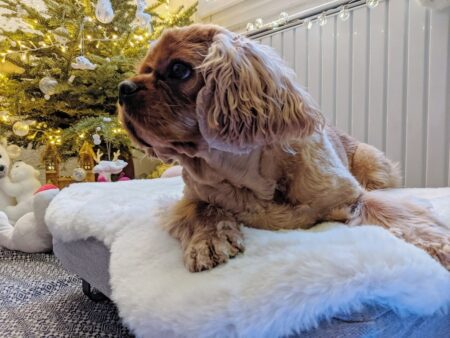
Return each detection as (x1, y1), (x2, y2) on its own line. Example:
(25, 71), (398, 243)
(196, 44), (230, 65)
(0, 0), (168, 144)
(0, 18), (153, 64)
(245, 0), (380, 35)
(0, 0), (182, 63)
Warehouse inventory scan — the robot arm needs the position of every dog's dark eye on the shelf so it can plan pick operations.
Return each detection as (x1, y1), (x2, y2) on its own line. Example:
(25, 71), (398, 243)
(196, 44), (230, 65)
(168, 62), (191, 80)
(142, 65), (153, 74)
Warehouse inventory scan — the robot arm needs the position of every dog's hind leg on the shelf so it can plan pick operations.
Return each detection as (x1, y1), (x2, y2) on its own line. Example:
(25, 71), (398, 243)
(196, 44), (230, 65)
(348, 192), (450, 270)
(350, 143), (402, 190)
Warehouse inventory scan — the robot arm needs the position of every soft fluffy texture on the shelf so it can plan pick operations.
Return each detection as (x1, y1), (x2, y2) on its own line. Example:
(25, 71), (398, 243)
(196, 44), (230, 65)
(46, 178), (450, 338)
(0, 188), (59, 253)
(46, 178), (184, 246)
(0, 161), (41, 223)
(0, 138), (20, 212)
(117, 25), (450, 273)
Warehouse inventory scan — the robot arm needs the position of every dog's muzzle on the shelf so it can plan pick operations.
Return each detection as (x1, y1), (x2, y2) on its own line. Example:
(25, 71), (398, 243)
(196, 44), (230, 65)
(118, 80), (140, 105)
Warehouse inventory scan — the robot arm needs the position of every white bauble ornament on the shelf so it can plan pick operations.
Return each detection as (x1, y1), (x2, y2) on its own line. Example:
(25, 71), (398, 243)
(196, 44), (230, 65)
(72, 167), (87, 182)
(103, 117), (112, 122)
(92, 133), (102, 145)
(135, 12), (152, 28)
(39, 76), (58, 99)
(53, 26), (69, 44)
(71, 56), (97, 70)
(136, 0), (146, 11)
(96, 0), (115, 24)
(13, 121), (30, 137)
(0, 110), (9, 122)
(132, 12), (152, 30)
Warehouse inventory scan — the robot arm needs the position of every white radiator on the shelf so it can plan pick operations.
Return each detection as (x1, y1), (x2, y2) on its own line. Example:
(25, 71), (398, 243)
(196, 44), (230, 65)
(256, 0), (449, 188)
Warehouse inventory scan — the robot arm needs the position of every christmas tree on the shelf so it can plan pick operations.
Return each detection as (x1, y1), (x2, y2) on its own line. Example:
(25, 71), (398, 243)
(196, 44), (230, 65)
(0, 0), (197, 159)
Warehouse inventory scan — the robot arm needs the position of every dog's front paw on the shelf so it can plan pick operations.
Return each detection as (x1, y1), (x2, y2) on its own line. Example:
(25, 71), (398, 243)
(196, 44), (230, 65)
(184, 221), (245, 272)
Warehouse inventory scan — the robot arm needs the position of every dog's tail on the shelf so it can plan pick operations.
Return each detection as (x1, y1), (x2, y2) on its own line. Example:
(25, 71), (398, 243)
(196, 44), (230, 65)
(348, 191), (450, 269)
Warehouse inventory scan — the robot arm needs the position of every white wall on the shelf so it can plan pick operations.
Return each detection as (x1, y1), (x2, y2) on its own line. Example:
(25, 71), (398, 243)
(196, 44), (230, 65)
(198, 0), (329, 31)
(256, 1), (450, 188)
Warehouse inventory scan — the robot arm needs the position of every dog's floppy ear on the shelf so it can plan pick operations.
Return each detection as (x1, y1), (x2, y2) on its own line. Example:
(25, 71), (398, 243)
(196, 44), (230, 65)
(196, 31), (324, 153)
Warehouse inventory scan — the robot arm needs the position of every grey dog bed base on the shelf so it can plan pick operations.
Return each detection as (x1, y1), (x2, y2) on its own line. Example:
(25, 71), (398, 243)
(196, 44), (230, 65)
(53, 237), (450, 338)
(53, 238), (112, 298)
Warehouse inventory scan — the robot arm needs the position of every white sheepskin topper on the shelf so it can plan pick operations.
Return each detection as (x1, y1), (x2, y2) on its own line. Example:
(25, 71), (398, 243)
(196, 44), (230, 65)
(46, 178), (450, 338)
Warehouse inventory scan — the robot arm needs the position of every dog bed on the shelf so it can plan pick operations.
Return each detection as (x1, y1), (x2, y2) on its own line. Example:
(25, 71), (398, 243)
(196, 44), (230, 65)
(46, 178), (450, 338)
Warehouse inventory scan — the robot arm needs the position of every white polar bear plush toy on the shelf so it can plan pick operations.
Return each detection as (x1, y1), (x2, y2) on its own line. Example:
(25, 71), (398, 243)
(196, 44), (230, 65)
(0, 187), (59, 253)
(0, 161), (41, 223)
(0, 138), (21, 211)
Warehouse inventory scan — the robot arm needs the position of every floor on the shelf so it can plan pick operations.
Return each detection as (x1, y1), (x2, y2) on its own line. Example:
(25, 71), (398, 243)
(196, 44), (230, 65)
(0, 249), (132, 337)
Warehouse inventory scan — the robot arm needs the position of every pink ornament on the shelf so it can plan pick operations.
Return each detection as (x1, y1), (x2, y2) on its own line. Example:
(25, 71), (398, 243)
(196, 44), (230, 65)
(117, 172), (130, 181)
(34, 184), (59, 194)
(97, 174), (108, 183)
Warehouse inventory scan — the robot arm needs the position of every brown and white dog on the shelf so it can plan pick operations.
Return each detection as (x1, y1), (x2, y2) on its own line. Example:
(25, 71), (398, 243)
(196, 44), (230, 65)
(118, 24), (449, 272)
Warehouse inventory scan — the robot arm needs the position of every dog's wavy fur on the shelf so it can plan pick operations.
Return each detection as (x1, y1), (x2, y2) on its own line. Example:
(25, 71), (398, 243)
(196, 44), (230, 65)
(198, 31), (324, 153)
(119, 24), (449, 272)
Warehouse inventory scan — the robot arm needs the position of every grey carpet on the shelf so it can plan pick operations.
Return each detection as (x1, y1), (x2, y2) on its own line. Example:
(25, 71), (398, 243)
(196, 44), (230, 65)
(0, 248), (132, 337)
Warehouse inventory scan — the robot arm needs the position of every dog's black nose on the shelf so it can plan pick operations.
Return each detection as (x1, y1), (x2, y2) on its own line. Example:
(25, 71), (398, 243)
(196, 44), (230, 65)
(0, 165), (4, 172)
(119, 80), (139, 100)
